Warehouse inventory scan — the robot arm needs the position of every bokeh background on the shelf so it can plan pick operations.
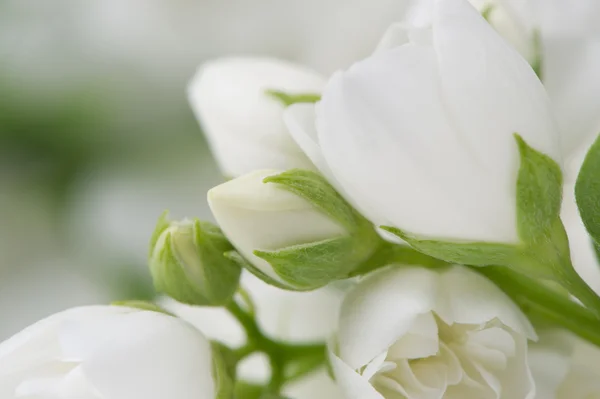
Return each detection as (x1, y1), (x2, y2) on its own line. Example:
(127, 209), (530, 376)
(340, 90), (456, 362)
(0, 0), (411, 339)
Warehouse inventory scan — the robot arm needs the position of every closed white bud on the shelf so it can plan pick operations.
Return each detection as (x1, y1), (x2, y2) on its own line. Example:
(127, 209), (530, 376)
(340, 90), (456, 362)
(208, 170), (380, 290)
(188, 57), (325, 178)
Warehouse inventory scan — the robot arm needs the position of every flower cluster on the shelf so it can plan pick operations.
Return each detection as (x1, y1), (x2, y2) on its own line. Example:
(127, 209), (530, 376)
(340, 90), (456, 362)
(3, 0), (600, 398)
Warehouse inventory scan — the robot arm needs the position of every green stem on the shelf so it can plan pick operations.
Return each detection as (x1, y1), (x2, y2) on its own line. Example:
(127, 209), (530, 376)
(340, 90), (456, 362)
(225, 299), (327, 395)
(351, 241), (446, 277)
(560, 265), (600, 318)
(481, 267), (600, 347)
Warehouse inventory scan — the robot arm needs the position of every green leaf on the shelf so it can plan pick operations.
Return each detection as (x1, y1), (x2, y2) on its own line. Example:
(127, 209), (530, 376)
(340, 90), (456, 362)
(254, 237), (357, 290)
(381, 226), (519, 267)
(515, 134), (563, 244)
(265, 90), (321, 106)
(576, 133), (600, 247)
(594, 241), (600, 265)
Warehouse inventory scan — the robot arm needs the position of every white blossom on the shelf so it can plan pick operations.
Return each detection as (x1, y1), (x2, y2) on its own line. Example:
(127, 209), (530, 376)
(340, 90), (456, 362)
(0, 306), (215, 399)
(330, 265), (536, 399)
(285, 0), (559, 243)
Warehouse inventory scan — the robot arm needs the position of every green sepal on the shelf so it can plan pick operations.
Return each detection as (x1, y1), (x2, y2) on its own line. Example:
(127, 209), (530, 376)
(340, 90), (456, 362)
(515, 134), (563, 244)
(381, 135), (566, 280)
(111, 300), (174, 315)
(575, 133), (600, 247)
(149, 210), (171, 258)
(224, 250), (305, 291)
(149, 214), (242, 306)
(381, 226), (519, 267)
(265, 90), (321, 106)
(263, 169), (366, 233)
(254, 237), (357, 290)
(211, 342), (236, 399)
(254, 169), (382, 289)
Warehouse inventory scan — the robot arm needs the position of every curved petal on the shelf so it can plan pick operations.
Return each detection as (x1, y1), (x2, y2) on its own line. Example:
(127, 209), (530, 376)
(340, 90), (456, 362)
(338, 266), (439, 369)
(433, 0), (560, 191)
(284, 103), (336, 182)
(284, 368), (345, 399)
(60, 310), (215, 399)
(317, 43), (519, 241)
(544, 39), (600, 159)
(434, 266), (536, 339)
(328, 348), (385, 399)
(374, 23), (410, 53)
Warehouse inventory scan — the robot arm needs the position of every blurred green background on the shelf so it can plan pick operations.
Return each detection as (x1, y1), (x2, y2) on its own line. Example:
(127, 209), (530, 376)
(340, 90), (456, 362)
(0, 0), (408, 339)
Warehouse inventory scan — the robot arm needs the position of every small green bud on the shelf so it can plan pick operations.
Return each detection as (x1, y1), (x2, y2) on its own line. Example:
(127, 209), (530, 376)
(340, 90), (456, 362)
(149, 212), (242, 306)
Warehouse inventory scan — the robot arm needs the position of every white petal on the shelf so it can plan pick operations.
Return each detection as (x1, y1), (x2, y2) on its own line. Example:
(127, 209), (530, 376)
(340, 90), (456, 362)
(188, 57), (325, 177)
(155, 297), (246, 348)
(317, 32), (527, 241)
(284, 368), (345, 399)
(544, 39), (600, 159)
(528, 330), (573, 399)
(386, 312), (439, 360)
(374, 23), (410, 53)
(433, 0), (560, 220)
(338, 266), (439, 369)
(328, 348), (385, 399)
(284, 103), (336, 182)
(434, 266), (536, 339)
(59, 310), (215, 399)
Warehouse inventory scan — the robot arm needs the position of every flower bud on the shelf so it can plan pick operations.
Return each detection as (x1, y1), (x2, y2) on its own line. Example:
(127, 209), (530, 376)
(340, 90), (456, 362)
(207, 169), (381, 290)
(188, 57), (325, 178)
(149, 212), (242, 306)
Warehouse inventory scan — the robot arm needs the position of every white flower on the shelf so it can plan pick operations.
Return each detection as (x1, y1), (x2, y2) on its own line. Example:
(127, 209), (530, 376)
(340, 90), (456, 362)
(468, 0), (600, 166)
(207, 169), (347, 288)
(529, 330), (600, 398)
(188, 57), (326, 178)
(285, 0), (559, 243)
(162, 271), (345, 399)
(329, 265), (536, 399)
(0, 306), (216, 399)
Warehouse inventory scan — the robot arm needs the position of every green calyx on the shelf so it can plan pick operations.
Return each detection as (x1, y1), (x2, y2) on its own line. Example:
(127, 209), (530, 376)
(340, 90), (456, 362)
(149, 211), (242, 306)
(249, 169), (382, 290)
